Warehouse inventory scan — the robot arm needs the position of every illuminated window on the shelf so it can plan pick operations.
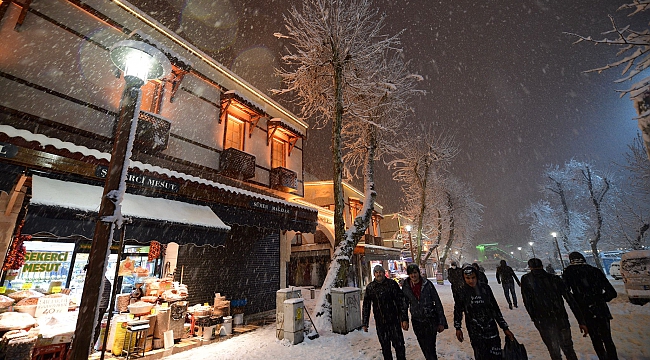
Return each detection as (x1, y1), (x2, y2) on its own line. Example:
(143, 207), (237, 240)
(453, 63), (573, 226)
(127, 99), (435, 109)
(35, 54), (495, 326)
(224, 115), (245, 150)
(271, 138), (286, 168)
(140, 80), (164, 113)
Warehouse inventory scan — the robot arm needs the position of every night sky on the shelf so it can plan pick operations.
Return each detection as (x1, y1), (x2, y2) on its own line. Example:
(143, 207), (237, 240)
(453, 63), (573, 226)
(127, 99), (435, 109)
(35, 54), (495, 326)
(132, 0), (642, 250)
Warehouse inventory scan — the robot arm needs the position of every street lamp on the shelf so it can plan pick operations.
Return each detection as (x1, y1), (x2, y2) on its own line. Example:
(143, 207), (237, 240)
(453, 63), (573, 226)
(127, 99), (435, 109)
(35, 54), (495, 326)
(517, 247), (522, 261)
(551, 232), (565, 270)
(70, 39), (171, 360)
(405, 225), (414, 263)
(529, 241), (536, 258)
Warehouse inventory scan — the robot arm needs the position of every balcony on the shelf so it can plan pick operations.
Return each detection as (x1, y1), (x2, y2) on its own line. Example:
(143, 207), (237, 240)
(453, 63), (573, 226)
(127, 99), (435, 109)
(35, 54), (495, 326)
(134, 111), (171, 153)
(270, 166), (298, 192)
(363, 234), (383, 247)
(219, 147), (256, 180)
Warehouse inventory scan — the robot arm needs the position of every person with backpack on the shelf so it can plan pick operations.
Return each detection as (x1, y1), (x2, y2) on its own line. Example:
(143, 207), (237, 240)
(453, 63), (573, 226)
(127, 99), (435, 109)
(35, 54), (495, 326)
(563, 252), (619, 360)
(496, 260), (521, 309)
(447, 261), (465, 300)
(521, 258), (588, 360)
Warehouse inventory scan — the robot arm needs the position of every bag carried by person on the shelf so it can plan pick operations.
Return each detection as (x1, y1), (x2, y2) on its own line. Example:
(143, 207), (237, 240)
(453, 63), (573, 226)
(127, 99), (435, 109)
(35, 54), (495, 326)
(503, 337), (527, 360)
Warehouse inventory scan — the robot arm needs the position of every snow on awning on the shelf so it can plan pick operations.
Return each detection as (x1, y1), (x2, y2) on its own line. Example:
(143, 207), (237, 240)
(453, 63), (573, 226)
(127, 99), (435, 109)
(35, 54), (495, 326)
(31, 175), (230, 231)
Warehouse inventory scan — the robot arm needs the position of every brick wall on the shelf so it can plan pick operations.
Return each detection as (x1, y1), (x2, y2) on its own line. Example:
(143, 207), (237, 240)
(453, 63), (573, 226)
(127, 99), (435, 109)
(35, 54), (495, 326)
(175, 225), (280, 315)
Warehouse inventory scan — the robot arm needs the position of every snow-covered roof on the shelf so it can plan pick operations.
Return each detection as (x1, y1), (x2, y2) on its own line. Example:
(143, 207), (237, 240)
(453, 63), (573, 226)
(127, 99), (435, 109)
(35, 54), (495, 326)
(224, 90), (267, 116)
(268, 117), (306, 137)
(31, 175), (230, 230)
(0, 125), (314, 213)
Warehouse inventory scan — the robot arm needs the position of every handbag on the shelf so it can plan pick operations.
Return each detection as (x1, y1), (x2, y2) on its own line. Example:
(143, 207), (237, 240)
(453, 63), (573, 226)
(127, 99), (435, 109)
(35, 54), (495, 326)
(503, 336), (527, 360)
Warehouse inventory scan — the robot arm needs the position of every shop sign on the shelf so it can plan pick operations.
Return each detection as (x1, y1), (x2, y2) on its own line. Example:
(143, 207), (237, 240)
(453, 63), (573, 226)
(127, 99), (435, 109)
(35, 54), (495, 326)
(250, 200), (292, 215)
(22, 251), (69, 273)
(95, 165), (179, 193)
(35, 296), (69, 317)
(0, 142), (18, 158)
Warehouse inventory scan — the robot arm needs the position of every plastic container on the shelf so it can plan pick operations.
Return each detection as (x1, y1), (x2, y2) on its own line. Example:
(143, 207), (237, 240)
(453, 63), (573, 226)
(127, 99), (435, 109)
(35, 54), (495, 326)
(221, 316), (232, 335)
(233, 313), (243, 325)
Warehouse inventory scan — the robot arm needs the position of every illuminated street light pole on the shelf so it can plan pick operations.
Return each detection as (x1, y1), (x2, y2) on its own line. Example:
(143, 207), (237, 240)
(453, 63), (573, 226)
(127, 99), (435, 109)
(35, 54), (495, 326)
(70, 39), (171, 360)
(551, 232), (565, 270)
(405, 225), (414, 264)
(517, 247), (522, 261)
(529, 241), (536, 259)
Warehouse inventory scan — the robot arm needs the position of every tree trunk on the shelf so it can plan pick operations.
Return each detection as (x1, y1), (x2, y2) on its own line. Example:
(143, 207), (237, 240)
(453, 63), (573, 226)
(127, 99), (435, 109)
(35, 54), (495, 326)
(414, 161), (428, 265)
(316, 125), (377, 328)
(439, 192), (455, 271)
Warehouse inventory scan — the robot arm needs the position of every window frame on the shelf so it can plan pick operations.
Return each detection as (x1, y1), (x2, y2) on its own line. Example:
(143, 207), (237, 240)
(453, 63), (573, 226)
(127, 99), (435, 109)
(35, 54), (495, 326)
(223, 114), (246, 151)
(271, 137), (286, 168)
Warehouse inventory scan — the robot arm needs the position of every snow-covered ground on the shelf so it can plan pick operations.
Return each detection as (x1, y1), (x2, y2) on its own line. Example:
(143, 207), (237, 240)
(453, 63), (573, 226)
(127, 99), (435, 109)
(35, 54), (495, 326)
(167, 271), (650, 360)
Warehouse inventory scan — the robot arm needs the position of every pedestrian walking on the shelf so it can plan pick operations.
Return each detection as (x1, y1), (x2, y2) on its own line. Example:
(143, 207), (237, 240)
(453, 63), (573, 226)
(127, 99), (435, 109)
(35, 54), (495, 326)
(448, 261), (464, 300)
(402, 264), (448, 360)
(521, 258), (588, 360)
(563, 252), (619, 360)
(472, 262), (489, 285)
(362, 265), (408, 360)
(546, 263), (556, 274)
(496, 260), (521, 309)
(454, 266), (515, 360)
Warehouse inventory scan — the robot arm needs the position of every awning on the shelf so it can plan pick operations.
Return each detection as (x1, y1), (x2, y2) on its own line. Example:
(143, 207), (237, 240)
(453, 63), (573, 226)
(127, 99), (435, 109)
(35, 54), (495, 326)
(354, 244), (402, 261)
(23, 175), (230, 247)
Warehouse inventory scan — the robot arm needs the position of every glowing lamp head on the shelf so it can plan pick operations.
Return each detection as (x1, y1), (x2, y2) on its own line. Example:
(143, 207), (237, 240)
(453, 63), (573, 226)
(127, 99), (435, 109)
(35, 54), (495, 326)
(551, 232), (557, 238)
(110, 40), (171, 86)
(405, 225), (412, 232)
(517, 247), (522, 251)
(529, 242), (534, 246)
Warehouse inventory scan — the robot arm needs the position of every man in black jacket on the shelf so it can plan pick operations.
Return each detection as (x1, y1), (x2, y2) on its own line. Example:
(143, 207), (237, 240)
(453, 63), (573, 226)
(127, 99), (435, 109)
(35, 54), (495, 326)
(447, 261), (464, 300)
(362, 265), (408, 360)
(521, 258), (588, 360)
(402, 264), (447, 360)
(454, 266), (514, 360)
(496, 260), (521, 309)
(563, 252), (619, 360)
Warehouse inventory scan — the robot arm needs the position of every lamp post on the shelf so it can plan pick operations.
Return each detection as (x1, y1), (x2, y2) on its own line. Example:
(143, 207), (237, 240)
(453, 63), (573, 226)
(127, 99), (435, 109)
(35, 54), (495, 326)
(405, 225), (414, 264)
(517, 247), (522, 261)
(69, 39), (170, 360)
(551, 232), (565, 270)
(529, 241), (536, 259)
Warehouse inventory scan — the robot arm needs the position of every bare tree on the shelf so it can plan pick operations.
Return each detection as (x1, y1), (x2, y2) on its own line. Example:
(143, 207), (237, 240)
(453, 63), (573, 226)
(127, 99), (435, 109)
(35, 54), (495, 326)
(620, 133), (650, 197)
(388, 127), (458, 266)
(274, 0), (422, 327)
(567, 1), (650, 159)
(274, 0), (401, 255)
(435, 176), (484, 270)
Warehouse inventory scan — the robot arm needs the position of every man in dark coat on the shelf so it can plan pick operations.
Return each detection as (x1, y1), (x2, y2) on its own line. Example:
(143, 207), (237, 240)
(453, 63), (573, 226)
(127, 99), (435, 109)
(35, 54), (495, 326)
(521, 258), (588, 360)
(472, 262), (489, 285)
(496, 259), (521, 309)
(563, 252), (619, 360)
(402, 264), (448, 360)
(362, 265), (408, 360)
(454, 266), (514, 360)
(447, 261), (465, 300)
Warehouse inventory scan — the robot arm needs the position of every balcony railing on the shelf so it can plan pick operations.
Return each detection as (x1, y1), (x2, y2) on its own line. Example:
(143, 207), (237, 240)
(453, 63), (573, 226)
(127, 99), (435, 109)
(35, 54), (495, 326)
(363, 234), (383, 246)
(270, 166), (297, 192)
(134, 111), (171, 153)
(219, 147), (256, 180)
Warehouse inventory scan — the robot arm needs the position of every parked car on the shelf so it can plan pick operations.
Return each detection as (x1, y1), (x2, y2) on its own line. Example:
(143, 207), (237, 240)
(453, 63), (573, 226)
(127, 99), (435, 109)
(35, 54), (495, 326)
(610, 261), (622, 280)
(620, 250), (650, 305)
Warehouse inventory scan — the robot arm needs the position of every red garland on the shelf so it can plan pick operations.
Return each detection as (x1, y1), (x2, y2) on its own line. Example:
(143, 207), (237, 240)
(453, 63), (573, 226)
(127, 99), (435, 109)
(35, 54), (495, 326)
(2, 221), (30, 271)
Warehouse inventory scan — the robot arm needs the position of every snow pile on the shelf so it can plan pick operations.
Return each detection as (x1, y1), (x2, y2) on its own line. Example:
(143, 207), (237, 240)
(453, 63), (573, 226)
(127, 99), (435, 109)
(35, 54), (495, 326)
(166, 271), (650, 360)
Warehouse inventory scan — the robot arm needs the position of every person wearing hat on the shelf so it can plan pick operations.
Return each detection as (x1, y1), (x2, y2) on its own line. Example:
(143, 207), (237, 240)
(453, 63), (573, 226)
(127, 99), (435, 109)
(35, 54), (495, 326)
(521, 258), (588, 360)
(362, 264), (408, 360)
(402, 264), (448, 360)
(563, 252), (619, 360)
(447, 261), (464, 300)
(496, 259), (521, 310)
(454, 265), (514, 360)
